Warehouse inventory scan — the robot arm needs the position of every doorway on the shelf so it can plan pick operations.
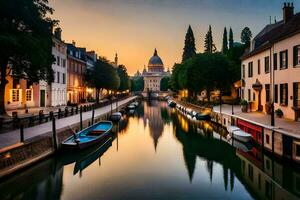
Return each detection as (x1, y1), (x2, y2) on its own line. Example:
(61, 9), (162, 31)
(40, 90), (46, 107)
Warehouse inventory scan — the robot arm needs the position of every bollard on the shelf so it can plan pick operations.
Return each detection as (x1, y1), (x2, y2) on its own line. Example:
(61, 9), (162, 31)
(80, 106), (83, 130)
(92, 105), (95, 125)
(88, 121), (91, 126)
(71, 107), (74, 115)
(52, 117), (58, 152)
(20, 123), (24, 142)
(39, 110), (44, 124)
(64, 107), (69, 117)
(76, 106), (78, 114)
(49, 111), (54, 120)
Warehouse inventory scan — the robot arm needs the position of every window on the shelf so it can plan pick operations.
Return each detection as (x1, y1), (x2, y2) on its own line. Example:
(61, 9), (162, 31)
(253, 92), (256, 101)
(275, 84), (278, 103)
(241, 89), (244, 99)
(248, 89), (251, 101)
(13, 78), (19, 89)
(280, 83), (288, 106)
(242, 64), (245, 78)
(248, 62), (253, 77)
(63, 59), (66, 68)
(293, 82), (300, 108)
(26, 89), (32, 101)
(280, 50), (288, 69)
(265, 56), (270, 73)
(266, 134), (270, 144)
(11, 89), (20, 102)
(273, 53), (278, 70)
(57, 56), (60, 66)
(248, 164), (253, 181)
(296, 144), (300, 157)
(257, 59), (261, 75)
(265, 84), (270, 103)
(294, 45), (300, 67)
(57, 72), (60, 83)
(63, 73), (66, 84)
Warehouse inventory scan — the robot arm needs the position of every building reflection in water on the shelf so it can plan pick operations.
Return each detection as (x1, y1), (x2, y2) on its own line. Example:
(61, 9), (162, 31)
(143, 101), (165, 151)
(173, 108), (300, 199)
(0, 158), (63, 200)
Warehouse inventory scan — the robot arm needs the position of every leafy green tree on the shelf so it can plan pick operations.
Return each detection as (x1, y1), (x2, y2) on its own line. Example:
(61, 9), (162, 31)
(241, 27), (252, 47)
(204, 25), (217, 53)
(222, 27), (228, 53)
(160, 76), (170, 91)
(0, 0), (57, 114)
(85, 58), (120, 103)
(170, 63), (186, 91)
(117, 65), (131, 92)
(131, 77), (144, 92)
(182, 25), (196, 63)
(226, 44), (247, 82)
(182, 53), (234, 100)
(229, 27), (234, 49)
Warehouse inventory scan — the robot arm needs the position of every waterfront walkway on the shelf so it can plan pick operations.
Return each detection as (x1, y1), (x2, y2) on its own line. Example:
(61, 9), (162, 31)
(213, 104), (300, 135)
(0, 96), (136, 149)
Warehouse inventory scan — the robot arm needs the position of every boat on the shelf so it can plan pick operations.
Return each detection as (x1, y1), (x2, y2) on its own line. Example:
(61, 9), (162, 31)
(110, 112), (122, 122)
(167, 100), (176, 108)
(232, 139), (253, 152)
(227, 126), (241, 134)
(195, 113), (211, 121)
(132, 101), (139, 107)
(62, 121), (113, 150)
(127, 104), (136, 110)
(231, 130), (252, 143)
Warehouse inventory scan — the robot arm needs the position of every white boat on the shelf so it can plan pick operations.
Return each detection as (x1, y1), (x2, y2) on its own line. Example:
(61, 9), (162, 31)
(232, 130), (252, 143)
(110, 112), (122, 122)
(227, 126), (241, 134)
(127, 104), (136, 110)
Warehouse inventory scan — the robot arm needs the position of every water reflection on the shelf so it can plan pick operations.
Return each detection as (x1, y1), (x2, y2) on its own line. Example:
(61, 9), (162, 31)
(0, 100), (299, 200)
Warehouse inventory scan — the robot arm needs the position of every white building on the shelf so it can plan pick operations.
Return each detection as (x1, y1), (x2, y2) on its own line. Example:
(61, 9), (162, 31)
(134, 49), (170, 93)
(241, 3), (300, 120)
(48, 28), (67, 106)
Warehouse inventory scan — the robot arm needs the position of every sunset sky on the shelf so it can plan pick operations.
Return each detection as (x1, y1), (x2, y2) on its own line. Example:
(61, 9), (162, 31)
(49, 0), (299, 75)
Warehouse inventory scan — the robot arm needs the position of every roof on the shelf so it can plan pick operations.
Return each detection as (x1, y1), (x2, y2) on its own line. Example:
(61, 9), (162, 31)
(242, 12), (300, 60)
(148, 49), (164, 66)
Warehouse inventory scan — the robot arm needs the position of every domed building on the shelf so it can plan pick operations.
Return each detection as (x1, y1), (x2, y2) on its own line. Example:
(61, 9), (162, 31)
(134, 49), (170, 94)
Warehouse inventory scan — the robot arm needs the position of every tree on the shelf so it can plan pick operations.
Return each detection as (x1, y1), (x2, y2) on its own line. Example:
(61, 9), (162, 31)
(241, 27), (252, 47)
(85, 58), (120, 103)
(222, 27), (228, 53)
(182, 25), (196, 63)
(0, 0), (57, 114)
(226, 44), (247, 82)
(229, 27), (234, 50)
(170, 63), (186, 91)
(204, 25), (217, 53)
(117, 65), (131, 92)
(160, 76), (170, 91)
(182, 53), (234, 100)
(131, 77), (144, 92)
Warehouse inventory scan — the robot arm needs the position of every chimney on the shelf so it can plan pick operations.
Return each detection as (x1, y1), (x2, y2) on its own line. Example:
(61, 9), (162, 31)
(54, 27), (62, 40)
(72, 40), (76, 46)
(283, 2), (294, 23)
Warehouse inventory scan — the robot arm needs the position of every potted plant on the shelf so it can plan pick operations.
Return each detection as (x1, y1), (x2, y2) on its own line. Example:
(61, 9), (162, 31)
(240, 99), (248, 113)
(275, 108), (283, 118)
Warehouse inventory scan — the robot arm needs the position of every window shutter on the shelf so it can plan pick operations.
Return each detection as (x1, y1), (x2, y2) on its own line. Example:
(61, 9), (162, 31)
(273, 53), (277, 70)
(294, 46), (298, 67)
(293, 83), (298, 107)
(280, 84), (283, 104)
(286, 83), (288, 106)
(279, 52), (282, 69)
(286, 50), (288, 68)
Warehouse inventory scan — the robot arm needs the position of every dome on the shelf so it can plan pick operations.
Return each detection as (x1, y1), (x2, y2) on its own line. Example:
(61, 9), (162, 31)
(148, 49), (164, 67)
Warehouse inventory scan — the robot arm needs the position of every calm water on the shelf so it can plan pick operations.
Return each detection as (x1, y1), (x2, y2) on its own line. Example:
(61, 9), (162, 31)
(1, 101), (300, 200)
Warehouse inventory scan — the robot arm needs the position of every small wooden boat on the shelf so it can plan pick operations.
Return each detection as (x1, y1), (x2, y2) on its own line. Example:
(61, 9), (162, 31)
(62, 121), (113, 150)
(227, 126), (241, 134)
(231, 130), (252, 143)
(110, 112), (122, 122)
(195, 113), (211, 121)
(167, 100), (176, 108)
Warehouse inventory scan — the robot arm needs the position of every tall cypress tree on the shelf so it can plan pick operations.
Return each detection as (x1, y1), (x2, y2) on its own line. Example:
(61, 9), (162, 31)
(204, 25), (216, 53)
(229, 27), (234, 49)
(222, 27), (228, 53)
(182, 25), (196, 62)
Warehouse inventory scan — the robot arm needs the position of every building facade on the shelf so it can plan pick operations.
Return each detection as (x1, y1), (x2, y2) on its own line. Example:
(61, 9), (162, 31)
(241, 3), (300, 120)
(48, 28), (67, 107)
(134, 49), (170, 93)
(66, 42), (87, 104)
(86, 51), (98, 100)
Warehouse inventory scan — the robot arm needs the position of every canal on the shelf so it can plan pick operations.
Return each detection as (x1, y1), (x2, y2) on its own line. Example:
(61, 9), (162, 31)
(0, 101), (300, 200)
